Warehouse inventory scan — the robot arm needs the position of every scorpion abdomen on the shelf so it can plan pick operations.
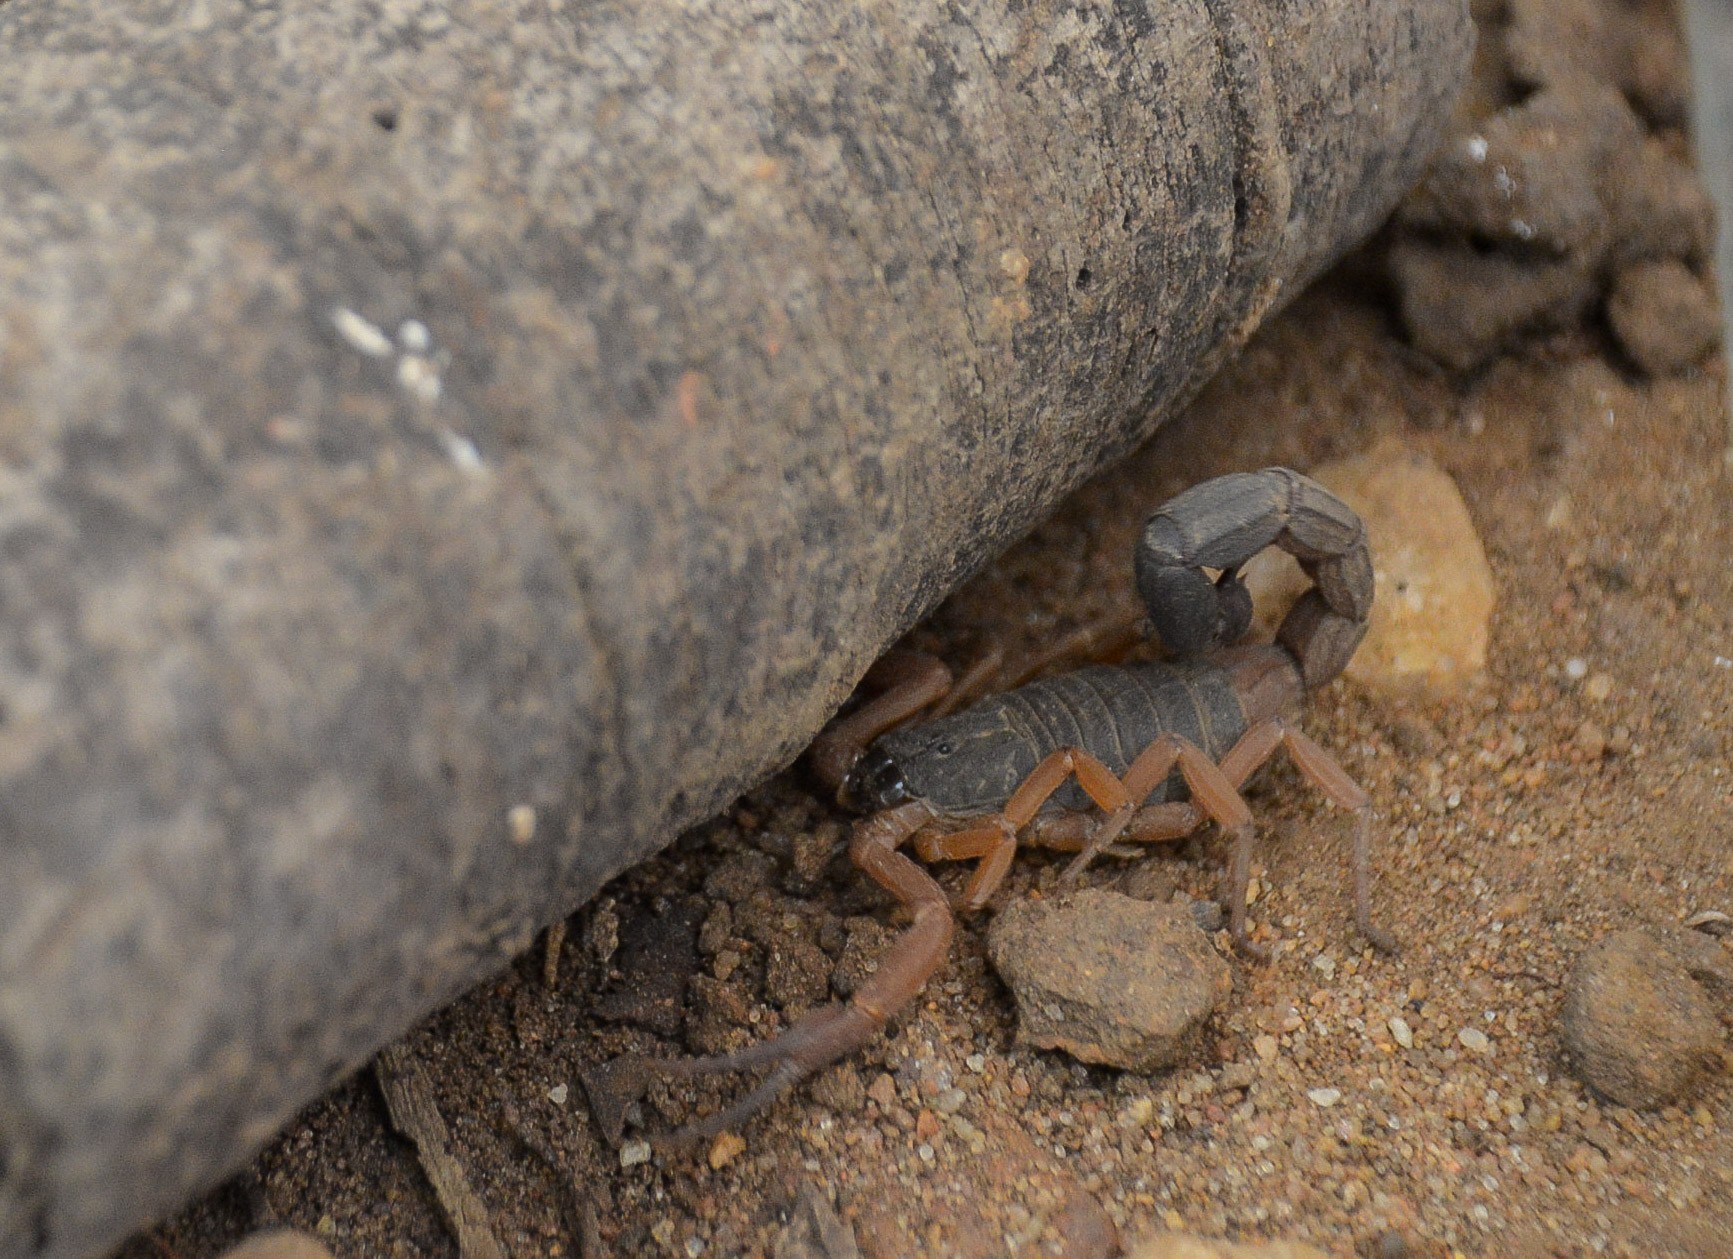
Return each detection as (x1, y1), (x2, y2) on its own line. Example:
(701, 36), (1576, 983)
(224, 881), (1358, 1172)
(875, 659), (1250, 816)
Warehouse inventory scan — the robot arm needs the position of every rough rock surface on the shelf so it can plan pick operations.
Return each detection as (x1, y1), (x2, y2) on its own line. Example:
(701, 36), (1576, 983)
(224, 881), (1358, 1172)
(1560, 929), (1727, 1109)
(986, 890), (1231, 1072)
(0, 2), (1474, 1253)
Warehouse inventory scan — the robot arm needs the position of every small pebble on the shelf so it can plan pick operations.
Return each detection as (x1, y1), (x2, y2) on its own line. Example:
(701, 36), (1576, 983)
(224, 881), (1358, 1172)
(547, 1083), (568, 1105)
(1311, 954), (1336, 980)
(620, 1138), (652, 1168)
(1574, 721), (1606, 759)
(1584, 672), (1613, 702)
(866, 1073), (897, 1108)
(707, 1131), (745, 1170)
(1217, 1061), (1256, 1092)
(1307, 1087), (1342, 1108)
(1388, 1016), (1414, 1049)
(1606, 257), (1722, 374)
(1458, 1027), (1491, 1054)
(987, 890), (1231, 1071)
(1120, 1097), (1155, 1127)
(1562, 929), (1724, 1107)
(1253, 1034), (1279, 1062)
(934, 1087), (967, 1115)
(1564, 657), (1588, 680)
(398, 354), (442, 404)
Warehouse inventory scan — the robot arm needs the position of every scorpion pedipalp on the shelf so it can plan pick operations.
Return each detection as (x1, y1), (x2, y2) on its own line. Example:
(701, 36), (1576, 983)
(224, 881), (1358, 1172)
(1135, 466), (1372, 689)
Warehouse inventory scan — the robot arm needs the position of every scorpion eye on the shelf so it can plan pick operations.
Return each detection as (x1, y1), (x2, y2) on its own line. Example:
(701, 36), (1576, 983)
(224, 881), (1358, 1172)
(934, 739), (954, 756)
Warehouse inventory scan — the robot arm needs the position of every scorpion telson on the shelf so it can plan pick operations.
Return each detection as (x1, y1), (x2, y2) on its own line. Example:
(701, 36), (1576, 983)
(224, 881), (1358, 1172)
(588, 467), (1394, 1151)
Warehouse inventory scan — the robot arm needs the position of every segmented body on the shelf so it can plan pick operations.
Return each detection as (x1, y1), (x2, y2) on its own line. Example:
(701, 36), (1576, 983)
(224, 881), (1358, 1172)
(875, 659), (1250, 815)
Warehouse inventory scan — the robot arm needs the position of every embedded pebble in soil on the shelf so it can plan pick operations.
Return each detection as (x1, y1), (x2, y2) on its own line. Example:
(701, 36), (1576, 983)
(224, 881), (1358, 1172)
(986, 889), (1231, 1072)
(1560, 928), (1726, 1108)
(1126, 1233), (1330, 1259)
(1606, 258), (1722, 375)
(1243, 439), (1494, 697)
(770, 1184), (859, 1259)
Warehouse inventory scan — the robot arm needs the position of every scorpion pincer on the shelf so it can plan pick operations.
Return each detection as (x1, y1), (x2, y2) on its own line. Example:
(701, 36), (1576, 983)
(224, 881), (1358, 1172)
(588, 467), (1393, 1151)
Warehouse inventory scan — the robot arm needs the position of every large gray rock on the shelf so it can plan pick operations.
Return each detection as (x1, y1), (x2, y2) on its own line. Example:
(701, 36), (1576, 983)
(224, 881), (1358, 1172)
(0, 1), (1471, 1254)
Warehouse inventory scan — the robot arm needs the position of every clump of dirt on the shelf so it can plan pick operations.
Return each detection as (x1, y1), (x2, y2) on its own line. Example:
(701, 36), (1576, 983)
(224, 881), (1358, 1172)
(127, 0), (1733, 1256)
(1390, 0), (1714, 373)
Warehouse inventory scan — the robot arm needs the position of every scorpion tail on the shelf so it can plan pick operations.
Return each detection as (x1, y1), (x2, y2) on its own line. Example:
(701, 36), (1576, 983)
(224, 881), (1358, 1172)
(1135, 467), (1372, 690)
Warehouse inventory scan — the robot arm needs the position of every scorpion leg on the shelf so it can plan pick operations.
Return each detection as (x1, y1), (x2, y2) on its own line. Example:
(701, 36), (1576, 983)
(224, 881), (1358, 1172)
(996, 609), (1146, 692)
(1055, 733), (1270, 956)
(587, 801), (947, 1151)
(807, 650), (953, 797)
(1215, 718), (1396, 952)
(592, 808), (956, 1151)
(913, 746), (1131, 912)
(1020, 801), (1204, 854)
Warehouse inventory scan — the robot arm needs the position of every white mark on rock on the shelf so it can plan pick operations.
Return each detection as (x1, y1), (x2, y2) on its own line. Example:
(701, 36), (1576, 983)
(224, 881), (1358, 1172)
(399, 319), (432, 353)
(332, 307), (394, 357)
(440, 429), (486, 473)
(398, 354), (443, 404)
(508, 804), (537, 845)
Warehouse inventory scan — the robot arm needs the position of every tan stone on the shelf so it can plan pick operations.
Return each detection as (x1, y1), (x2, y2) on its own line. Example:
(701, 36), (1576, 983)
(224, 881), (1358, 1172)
(1245, 439), (1494, 696)
(1126, 1232), (1332, 1259)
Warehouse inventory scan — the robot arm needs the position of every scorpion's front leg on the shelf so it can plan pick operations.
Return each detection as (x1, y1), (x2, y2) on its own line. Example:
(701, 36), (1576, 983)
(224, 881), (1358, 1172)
(585, 801), (950, 1151)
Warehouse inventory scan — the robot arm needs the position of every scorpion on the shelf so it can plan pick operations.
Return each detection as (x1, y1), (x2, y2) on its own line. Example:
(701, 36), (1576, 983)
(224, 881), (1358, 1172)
(588, 467), (1393, 1151)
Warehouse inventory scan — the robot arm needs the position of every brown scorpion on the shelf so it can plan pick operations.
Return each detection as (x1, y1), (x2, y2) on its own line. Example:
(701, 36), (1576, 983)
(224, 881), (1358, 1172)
(588, 467), (1393, 1150)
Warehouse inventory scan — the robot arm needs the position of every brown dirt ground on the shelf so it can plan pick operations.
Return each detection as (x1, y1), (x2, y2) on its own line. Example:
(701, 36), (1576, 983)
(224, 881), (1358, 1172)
(123, 2), (1733, 1257)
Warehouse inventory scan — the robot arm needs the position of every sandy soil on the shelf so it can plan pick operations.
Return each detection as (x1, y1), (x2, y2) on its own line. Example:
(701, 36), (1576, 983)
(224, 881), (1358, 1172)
(123, 1), (1733, 1256)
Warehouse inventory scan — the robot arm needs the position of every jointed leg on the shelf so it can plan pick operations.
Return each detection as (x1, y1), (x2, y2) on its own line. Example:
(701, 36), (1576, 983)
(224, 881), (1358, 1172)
(807, 651), (953, 796)
(586, 801), (948, 1150)
(1060, 734), (1252, 884)
(997, 609), (1145, 691)
(1214, 717), (1395, 952)
(1024, 800), (1203, 853)
(913, 746), (1131, 912)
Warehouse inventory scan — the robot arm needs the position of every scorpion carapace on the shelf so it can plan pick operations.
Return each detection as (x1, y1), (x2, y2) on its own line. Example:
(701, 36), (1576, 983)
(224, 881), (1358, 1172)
(587, 467), (1391, 1151)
